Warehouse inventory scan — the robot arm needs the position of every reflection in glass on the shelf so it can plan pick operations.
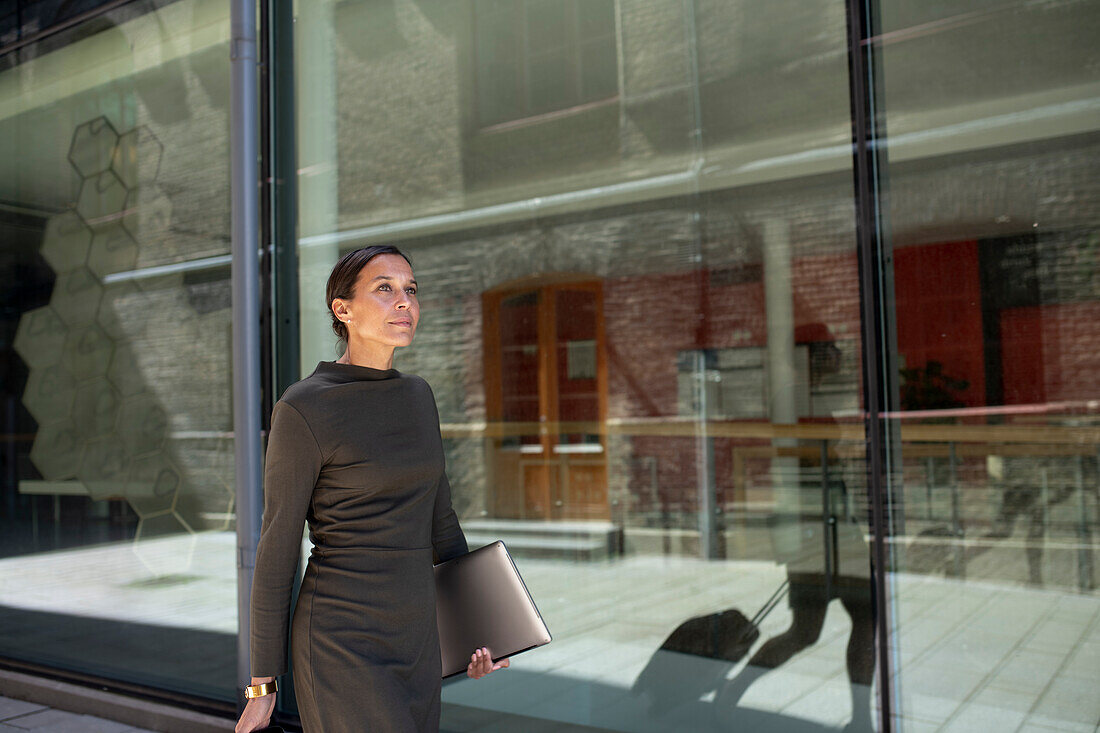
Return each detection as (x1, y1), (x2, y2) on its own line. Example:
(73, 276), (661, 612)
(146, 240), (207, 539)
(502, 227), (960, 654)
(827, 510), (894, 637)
(877, 1), (1100, 730)
(293, 0), (878, 727)
(0, 1), (236, 701)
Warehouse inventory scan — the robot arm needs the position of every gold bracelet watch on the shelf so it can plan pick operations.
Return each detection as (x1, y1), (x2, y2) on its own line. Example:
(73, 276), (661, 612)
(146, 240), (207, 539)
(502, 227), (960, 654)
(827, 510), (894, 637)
(244, 681), (278, 698)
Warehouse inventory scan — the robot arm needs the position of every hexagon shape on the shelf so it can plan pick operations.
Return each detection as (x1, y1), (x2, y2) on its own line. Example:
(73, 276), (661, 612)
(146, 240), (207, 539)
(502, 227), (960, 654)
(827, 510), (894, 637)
(77, 170), (128, 229)
(87, 225), (138, 279)
(124, 452), (181, 518)
(120, 188), (172, 245)
(133, 512), (197, 577)
(111, 125), (163, 189)
(22, 364), (77, 425)
(97, 281), (146, 341)
(79, 435), (128, 500)
(13, 306), (66, 369)
(107, 347), (146, 398)
(61, 324), (114, 378)
(68, 116), (119, 178)
(51, 267), (102, 327)
(29, 422), (83, 480)
(71, 379), (121, 440)
(117, 394), (168, 456)
(40, 211), (93, 273)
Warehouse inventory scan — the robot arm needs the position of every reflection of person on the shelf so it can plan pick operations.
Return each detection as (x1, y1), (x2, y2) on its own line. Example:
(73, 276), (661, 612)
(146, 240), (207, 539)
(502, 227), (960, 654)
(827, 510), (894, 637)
(983, 485), (1048, 585)
(236, 247), (507, 733)
(719, 471), (874, 732)
(718, 571), (874, 731)
(974, 455), (1077, 587)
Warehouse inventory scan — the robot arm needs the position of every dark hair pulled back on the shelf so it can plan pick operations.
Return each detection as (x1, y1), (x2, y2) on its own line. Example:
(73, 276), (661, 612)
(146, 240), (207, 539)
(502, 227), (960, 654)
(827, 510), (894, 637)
(326, 245), (412, 343)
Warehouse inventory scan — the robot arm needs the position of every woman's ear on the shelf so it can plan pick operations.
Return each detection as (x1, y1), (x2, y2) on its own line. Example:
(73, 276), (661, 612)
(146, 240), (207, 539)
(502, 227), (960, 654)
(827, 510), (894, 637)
(332, 298), (351, 324)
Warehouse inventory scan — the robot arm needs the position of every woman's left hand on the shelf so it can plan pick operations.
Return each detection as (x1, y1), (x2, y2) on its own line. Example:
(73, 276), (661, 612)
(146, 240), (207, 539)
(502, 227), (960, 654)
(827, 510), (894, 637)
(466, 646), (510, 679)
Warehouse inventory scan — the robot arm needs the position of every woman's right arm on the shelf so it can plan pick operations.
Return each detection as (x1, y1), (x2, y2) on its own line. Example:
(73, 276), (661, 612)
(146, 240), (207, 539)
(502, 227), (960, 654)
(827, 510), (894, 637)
(237, 401), (324, 733)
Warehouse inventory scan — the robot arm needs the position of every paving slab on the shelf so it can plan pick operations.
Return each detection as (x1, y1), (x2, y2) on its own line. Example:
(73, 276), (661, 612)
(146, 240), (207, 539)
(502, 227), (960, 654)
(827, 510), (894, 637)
(1, 707), (151, 732)
(0, 698), (46, 723)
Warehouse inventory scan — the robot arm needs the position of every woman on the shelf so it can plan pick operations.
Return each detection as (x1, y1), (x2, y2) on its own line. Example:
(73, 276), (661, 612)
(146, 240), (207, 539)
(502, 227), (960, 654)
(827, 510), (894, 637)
(236, 246), (507, 733)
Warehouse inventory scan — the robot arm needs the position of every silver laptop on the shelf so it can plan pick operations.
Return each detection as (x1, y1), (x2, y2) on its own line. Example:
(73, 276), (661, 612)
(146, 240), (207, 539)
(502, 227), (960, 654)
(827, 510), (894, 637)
(435, 540), (552, 678)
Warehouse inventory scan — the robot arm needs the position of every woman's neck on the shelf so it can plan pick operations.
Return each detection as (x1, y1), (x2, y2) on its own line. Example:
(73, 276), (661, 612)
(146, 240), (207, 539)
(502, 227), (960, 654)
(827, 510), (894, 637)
(337, 340), (395, 370)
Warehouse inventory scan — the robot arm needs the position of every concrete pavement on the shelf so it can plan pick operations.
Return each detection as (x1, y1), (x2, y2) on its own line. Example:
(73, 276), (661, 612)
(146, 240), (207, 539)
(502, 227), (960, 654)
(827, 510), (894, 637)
(0, 531), (1097, 732)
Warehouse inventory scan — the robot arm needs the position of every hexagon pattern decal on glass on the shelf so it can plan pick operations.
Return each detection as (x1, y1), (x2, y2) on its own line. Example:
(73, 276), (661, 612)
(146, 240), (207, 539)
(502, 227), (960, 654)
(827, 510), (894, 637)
(68, 117), (119, 179)
(40, 211), (93, 273)
(16, 115), (212, 576)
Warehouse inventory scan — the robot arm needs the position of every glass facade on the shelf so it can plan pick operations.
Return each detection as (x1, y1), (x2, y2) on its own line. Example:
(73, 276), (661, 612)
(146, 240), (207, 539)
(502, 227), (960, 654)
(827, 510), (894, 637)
(290, 1), (875, 728)
(877, 1), (1100, 730)
(0, 0), (238, 703)
(0, 1), (1097, 731)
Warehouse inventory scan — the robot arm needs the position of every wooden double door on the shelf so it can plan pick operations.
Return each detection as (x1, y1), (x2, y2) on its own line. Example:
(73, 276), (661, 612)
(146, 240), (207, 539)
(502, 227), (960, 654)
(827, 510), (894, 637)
(483, 280), (608, 520)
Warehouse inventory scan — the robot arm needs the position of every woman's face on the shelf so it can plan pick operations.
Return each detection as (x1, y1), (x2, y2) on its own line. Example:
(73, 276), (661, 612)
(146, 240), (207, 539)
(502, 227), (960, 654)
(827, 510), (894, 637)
(331, 254), (420, 351)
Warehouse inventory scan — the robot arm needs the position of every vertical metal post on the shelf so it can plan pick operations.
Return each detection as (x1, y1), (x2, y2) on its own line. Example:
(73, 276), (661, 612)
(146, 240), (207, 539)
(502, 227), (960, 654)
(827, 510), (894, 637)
(948, 442), (963, 578)
(1076, 455), (1094, 591)
(845, 0), (899, 727)
(1040, 468), (1049, 543)
(270, 0), (300, 400)
(4, 398), (15, 521)
(258, 0), (272, 420)
(926, 456), (935, 520)
(52, 495), (61, 548)
(693, 351), (719, 559)
(31, 496), (39, 550)
(231, 0), (263, 705)
(822, 440), (834, 602)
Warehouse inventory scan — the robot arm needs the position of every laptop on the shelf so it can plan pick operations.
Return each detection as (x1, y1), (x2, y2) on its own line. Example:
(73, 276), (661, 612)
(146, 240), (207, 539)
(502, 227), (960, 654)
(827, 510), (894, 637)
(435, 540), (552, 678)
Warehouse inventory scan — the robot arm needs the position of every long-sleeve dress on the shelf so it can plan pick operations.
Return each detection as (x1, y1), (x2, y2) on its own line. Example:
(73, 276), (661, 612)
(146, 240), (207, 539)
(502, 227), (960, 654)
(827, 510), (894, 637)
(249, 361), (468, 733)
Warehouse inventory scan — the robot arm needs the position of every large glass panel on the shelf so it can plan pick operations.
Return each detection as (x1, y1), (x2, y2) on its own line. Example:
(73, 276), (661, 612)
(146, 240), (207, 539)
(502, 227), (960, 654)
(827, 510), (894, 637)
(0, 1), (237, 701)
(293, 0), (875, 730)
(875, 1), (1100, 730)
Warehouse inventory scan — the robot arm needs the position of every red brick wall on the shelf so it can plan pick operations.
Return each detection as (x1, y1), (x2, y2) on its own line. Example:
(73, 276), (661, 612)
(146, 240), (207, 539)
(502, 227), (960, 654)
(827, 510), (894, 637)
(1001, 302), (1100, 404)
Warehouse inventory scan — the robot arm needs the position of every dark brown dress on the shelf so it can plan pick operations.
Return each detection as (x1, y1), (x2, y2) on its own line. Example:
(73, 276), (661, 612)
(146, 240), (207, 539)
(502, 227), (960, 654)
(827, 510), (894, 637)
(250, 361), (468, 733)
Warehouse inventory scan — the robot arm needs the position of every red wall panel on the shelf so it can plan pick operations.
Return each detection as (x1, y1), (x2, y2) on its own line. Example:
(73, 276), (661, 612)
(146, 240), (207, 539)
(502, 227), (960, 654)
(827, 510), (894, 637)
(893, 241), (986, 407)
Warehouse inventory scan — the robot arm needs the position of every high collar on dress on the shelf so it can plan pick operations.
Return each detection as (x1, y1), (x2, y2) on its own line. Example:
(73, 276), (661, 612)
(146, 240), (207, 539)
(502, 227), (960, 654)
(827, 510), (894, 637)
(314, 360), (400, 382)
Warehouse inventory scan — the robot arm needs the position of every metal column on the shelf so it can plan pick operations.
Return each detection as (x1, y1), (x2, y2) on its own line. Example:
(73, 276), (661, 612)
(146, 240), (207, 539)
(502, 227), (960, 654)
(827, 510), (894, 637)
(230, 0), (263, 704)
(846, 0), (901, 727)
